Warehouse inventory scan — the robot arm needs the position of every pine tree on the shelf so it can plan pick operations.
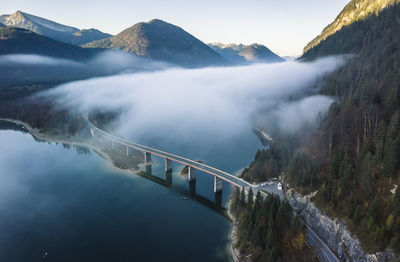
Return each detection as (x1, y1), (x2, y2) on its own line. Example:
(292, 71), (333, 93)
(394, 184), (400, 216)
(231, 187), (240, 213)
(248, 188), (254, 207)
(240, 187), (246, 207)
(361, 152), (374, 198)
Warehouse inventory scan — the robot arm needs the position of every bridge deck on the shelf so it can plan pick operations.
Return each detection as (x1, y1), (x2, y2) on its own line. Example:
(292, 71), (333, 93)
(88, 122), (253, 189)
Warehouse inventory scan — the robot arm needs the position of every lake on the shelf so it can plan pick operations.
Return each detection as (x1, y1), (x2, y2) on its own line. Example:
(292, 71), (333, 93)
(0, 121), (262, 262)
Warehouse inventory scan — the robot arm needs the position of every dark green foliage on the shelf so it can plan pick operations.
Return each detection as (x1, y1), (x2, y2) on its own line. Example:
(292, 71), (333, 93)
(243, 3), (400, 253)
(231, 192), (316, 261)
(394, 185), (400, 216)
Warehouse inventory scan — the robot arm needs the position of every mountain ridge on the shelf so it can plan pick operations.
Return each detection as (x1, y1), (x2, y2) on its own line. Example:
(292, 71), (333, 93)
(303, 0), (400, 54)
(243, 1), (400, 259)
(0, 11), (112, 45)
(83, 19), (227, 67)
(0, 27), (100, 60)
(209, 42), (284, 63)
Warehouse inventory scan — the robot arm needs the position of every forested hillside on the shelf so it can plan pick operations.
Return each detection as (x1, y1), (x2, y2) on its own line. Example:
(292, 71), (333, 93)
(230, 189), (317, 261)
(242, 2), (400, 254)
(303, 0), (400, 54)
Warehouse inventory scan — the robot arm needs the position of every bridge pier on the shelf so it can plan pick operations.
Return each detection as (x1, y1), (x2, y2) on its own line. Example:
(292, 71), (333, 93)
(145, 165), (152, 176)
(188, 166), (196, 181)
(165, 159), (172, 172)
(214, 191), (222, 209)
(214, 176), (222, 193)
(189, 180), (196, 197)
(145, 152), (152, 165)
(90, 129), (94, 137)
(165, 171), (172, 186)
(111, 141), (114, 150)
(126, 146), (129, 156)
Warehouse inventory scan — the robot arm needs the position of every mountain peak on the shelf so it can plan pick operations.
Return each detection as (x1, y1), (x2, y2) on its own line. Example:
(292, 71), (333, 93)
(0, 10), (111, 45)
(83, 19), (226, 67)
(208, 42), (283, 63)
(303, 0), (400, 54)
(148, 19), (166, 24)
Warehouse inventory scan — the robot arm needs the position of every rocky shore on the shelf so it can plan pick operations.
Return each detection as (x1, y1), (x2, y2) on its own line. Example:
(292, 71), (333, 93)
(227, 198), (241, 262)
(285, 188), (396, 262)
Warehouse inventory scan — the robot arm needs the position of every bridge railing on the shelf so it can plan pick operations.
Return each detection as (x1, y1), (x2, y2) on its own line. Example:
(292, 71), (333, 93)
(88, 121), (253, 189)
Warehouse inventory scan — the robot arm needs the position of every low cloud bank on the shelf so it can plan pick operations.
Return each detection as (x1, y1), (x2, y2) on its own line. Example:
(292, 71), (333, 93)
(0, 54), (82, 66)
(45, 56), (346, 148)
(0, 51), (171, 84)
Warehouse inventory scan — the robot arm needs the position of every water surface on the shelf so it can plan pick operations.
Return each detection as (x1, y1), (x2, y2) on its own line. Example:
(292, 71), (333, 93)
(0, 125), (261, 262)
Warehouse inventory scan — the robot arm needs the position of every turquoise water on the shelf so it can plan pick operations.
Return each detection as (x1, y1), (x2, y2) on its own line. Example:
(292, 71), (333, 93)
(0, 125), (261, 262)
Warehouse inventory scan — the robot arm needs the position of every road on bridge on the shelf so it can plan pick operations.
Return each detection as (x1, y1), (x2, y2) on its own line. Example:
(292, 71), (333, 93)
(88, 122), (253, 189)
(89, 121), (341, 262)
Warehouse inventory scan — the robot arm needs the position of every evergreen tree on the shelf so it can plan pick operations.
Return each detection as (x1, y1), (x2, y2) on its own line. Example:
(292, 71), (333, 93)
(248, 188), (254, 207)
(394, 184), (400, 216)
(240, 187), (246, 207)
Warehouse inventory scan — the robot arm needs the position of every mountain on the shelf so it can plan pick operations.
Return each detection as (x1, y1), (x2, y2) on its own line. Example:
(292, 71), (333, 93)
(208, 43), (284, 64)
(283, 56), (297, 61)
(241, 1), (400, 260)
(83, 19), (227, 67)
(0, 11), (111, 45)
(0, 27), (100, 60)
(303, 0), (400, 54)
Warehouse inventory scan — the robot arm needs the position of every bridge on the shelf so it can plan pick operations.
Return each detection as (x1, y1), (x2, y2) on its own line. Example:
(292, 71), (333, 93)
(88, 121), (254, 195)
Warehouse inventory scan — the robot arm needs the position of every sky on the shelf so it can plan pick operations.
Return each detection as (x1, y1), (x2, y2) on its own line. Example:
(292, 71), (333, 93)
(2, 0), (349, 56)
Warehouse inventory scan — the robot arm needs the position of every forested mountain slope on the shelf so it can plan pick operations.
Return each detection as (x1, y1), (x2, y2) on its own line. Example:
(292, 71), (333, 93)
(303, 0), (400, 54)
(243, 2), (400, 255)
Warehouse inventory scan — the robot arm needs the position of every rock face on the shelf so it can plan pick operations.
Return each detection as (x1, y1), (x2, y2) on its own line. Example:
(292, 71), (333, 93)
(0, 11), (111, 45)
(303, 0), (400, 54)
(84, 19), (227, 67)
(285, 189), (395, 262)
(208, 42), (284, 64)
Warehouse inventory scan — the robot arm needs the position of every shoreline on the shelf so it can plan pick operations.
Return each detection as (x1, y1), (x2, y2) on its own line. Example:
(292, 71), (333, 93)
(0, 118), (143, 174)
(227, 166), (247, 262)
(227, 198), (240, 262)
(1, 118), (244, 262)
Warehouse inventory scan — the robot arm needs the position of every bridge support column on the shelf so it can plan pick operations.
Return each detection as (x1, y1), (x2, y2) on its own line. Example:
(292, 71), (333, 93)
(214, 191), (222, 209)
(90, 129), (94, 137)
(165, 159), (172, 172)
(189, 180), (196, 197)
(214, 176), (222, 193)
(188, 166), (196, 181)
(111, 141), (114, 150)
(165, 171), (172, 186)
(145, 152), (152, 165)
(126, 146), (129, 156)
(146, 165), (152, 176)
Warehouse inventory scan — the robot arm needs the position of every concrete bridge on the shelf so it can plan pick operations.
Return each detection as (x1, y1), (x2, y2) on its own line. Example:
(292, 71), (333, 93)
(88, 122), (254, 195)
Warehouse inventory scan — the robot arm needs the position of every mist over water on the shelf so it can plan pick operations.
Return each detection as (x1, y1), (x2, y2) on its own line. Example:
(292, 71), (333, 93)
(0, 51), (171, 84)
(46, 56), (345, 150)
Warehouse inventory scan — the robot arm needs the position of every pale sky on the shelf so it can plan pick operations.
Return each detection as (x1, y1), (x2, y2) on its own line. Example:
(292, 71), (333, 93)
(2, 0), (349, 56)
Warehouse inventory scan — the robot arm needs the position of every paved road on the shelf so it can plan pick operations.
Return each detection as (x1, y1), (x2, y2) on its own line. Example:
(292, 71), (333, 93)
(306, 226), (341, 262)
(89, 121), (341, 262)
(89, 122), (253, 189)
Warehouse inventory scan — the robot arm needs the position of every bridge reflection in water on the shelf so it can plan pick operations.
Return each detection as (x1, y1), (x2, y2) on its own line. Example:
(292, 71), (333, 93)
(89, 122), (234, 215)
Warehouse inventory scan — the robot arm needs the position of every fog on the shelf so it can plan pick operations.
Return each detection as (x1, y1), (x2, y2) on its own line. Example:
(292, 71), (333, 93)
(0, 51), (170, 85)
(0, 54), (82, 66)
(45, 56), (346, 151)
